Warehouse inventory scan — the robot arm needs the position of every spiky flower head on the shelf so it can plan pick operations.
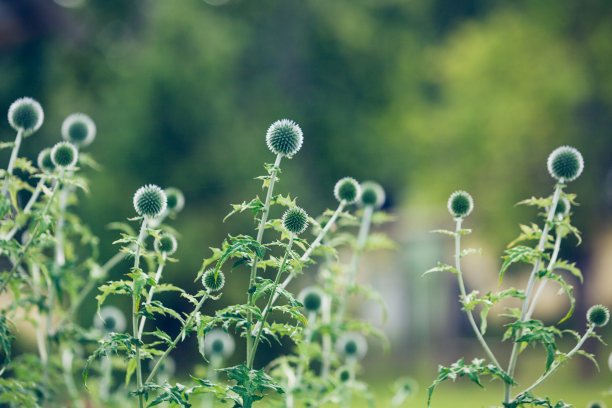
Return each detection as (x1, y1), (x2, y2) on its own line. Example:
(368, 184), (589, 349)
(282, 206), (309, 235)
(202, 269), (225, 293)
(448, 190), (474, 219)
(547, 146), (584, 182)
(587, 304), (610, 327)
(265, 119), (303, 157)
(164, 187), (185, 213)
(337, 367), (352, 383)
(51, 141), (78, 169)
(61, 113), (96, 148)
(154, 233), (178, 255)
(587, 402), (606, 408)
(133, 184), (167, 218)
(359, 181), (385, 209)
(94, 306), (127, 333)
(37, 148), (56, 173)
(336, 332), (367, 361)
(554, 197), (571, 218)
(8, 97), (44, 135)
(334, 177), (361, 204)
(298, 286), (324, 313)
(204, 328), (235, 360)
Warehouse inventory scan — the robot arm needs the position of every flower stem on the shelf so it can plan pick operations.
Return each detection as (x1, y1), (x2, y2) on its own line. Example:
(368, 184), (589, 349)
(246, 154), (282, 367)
(138, 253), (167, 338)
(504, 182), (563, 403)
(2, 129), (23, 197)
(248, 234), (294, 369)
(454, 218), (503, 370)
(132, 219), (148, 408)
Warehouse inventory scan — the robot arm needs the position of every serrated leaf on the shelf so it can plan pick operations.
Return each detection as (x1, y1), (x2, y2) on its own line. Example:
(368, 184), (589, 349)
(423, 262), (458, 276)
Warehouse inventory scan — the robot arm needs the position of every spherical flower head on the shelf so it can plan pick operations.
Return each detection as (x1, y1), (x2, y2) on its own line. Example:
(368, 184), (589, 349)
(94, 306), (127, 333)
(154, 233), (178, 255)
(359, 181), (385, 209)
(334, 177), (361, 205)
(204, 328), (235, 359)
(298, 287), (324, 314)
(61, 113), (96, 148)
(164, 187), (185, 213)
(149, 356), (176, 381)
(587, 402), (606, 408)
(587, 304), (610, 327)
(336, 332), (367, 361)
(448, 190), (474, 219)
(282, 206), (309, 235)
(265, 119), (303, 157)
(8, 97), (44, 135)
(554, 197), (571, 218)
(337, 367), (351, 383)
(133, 184), (167, 218)
(547, 146), (584, 182)
(37, 148), (56, 173)
(202, 269), (225, 293)
(51, 141), (78, 169)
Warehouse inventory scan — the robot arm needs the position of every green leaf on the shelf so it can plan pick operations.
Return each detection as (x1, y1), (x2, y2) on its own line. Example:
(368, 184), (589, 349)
(423, 262), (458, 276)
(499, 246), (542, 286)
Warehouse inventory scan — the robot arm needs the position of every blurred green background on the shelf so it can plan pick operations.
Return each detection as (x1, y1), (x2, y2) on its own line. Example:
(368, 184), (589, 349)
(1, 0), (611, 405)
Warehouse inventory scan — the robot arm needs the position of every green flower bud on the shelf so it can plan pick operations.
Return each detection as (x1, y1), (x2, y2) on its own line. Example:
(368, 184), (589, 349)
(266, 119), (303, 157)
(164, 187), (185, 213)
(94, 306), (127, 333)
(204, 328), (235, 359)
(133, 184), (167, 218)
(51, 141), (78, 169)
(336, 332), (367, 361)
(282, 206), (309, 235)
(587, 402), (606, 408)
(547, 146), (584, 182)
(587, 304), (609, 327)
(154, 233), (177, 255)
(298, 286), (324, 313)
(8, 97), (44, 135)
(447, 190), (473, 218)
(202, 269), (225, 293)
(554, 197), (571, 218)
(334, 177), (361, 204)
(37, 148), (56, 173)
(337, 367), (351, 383)
(62, 113), (96, 148)
(360, 181), (385, 209)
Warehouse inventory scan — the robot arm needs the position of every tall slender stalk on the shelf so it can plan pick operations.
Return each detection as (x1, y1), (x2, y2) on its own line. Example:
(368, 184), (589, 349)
(246, 154), (282, 366)
(2, 129), (23, 197)
(132, 219), (148, 408)
(504, 182), (563, 403)
(138, 253), (167, 337)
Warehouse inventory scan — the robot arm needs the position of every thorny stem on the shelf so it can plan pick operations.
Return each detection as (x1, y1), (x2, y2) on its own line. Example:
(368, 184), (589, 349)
(138, 253), (167, 338)
(246, 154), (282, 367)
(504, 182), (563, 403)
(0, 168), (65, 294)
(248, 234), (294, 368)
(253, 200), (345, 335)
(525, 227), (563, 321)
(336, 205), (374, 323)
(454, 218), (503, 370)
(132, 219), (148, 408)
(512, 325), (595, 401)
(2, 129), (23, 197)
(146, 292), (209, 383)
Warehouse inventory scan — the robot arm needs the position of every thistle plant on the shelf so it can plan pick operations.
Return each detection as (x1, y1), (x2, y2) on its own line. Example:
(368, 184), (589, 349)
(425, 146), (607, 408)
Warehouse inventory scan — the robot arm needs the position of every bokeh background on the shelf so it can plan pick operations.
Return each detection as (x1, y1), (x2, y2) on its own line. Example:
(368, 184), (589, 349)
(1, 0), (611, 406)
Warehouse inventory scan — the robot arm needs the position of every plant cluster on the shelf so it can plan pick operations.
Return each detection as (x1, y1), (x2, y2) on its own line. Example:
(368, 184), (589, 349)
(425, 146), (609, 407)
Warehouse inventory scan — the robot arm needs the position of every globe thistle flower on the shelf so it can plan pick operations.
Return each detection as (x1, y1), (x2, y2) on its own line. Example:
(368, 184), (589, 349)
(447, 190), (474, 219)
(51, 141), (78, 169)
(298, 286), (324, 314)
(334, 177), (361, 205)
(547, 146), (584, 182)
(94, 306), (127, 333)
(154, 233), (177, 255)
(37, 148), (56, 173)
(164, 187), (185, 213)
(337, 367), (352, 383)
(282, 206), (309, 235)
(587, 402), (606, 408)
(554, 197), (571, 218)
(204, 328), (235, 360)
(8, 97), (44, 135)
(61, 113), (96, 148)
(336, 332), (367, 361)
(265, 119), (303, 157)
(202, 269), (225, 293)
(148, 356), (175, 382)
(359, 181), (385, 209)
(587, 304), (610, 327)
(133, 184), (167, 218)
